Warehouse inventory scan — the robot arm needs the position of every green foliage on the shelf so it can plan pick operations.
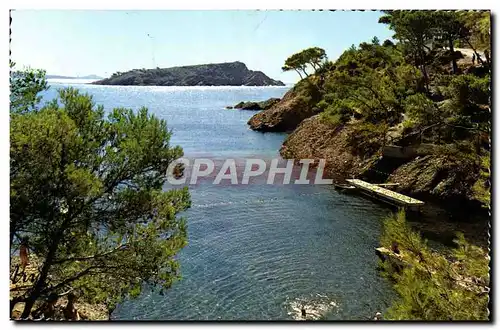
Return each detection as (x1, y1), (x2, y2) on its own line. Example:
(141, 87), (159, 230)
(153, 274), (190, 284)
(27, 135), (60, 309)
(378, 11), (489, 80)
(292, 76), (324, 110)
(304, 47), (327, 71)
(279, 11), (491, 320)
(315, 99), (329, 112)
(281, 10), (490, 161)
(321, 40), (419, 127)
(315, 60), (335, 76)
(430, 141), (480, 166)
(441, 74), (490, 128)
(345, 122), (386, 156)
(282, 47), (327, 79)
(452, 232), (489, 281)
(11, 85), (190, 317)
(457, 11), (491, 51)
(10, 61), (49, 114)
(380, 210), (430, 256)
(403, 93), (440, 127)
(472, 151), (491, 207)
(380, 211), (489, 320)
(318, 99), (352, 125)
(383, 39), (395, 47)
(379, 11), (438, 77)
(319, 112), (344, 127)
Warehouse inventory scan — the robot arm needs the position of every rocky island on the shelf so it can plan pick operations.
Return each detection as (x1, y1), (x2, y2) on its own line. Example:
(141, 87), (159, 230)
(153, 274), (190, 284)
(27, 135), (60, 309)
(93, 61), (285, 86)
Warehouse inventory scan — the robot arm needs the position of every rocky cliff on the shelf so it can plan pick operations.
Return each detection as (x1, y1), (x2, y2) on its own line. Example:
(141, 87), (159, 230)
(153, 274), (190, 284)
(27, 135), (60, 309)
(280, 116), (376, 181)
(247, 79), (322, 132)
(387, 154), (480, 207)
(93, 62), (285, 86)
(279, 115), (483, 208)
(251, 54), (487, 209)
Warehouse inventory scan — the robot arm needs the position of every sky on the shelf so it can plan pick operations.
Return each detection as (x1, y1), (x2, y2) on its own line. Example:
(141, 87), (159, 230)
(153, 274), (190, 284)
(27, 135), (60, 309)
(10, 10), (394, 83)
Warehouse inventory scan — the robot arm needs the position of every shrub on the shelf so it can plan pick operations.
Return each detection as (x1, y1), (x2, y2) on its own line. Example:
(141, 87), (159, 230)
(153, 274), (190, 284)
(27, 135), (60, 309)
(379, 210), (490, 320)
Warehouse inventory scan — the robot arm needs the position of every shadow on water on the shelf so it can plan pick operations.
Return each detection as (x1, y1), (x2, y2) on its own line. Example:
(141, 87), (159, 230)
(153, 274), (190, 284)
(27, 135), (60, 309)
(407, 203), (489, 250)
(348, 190), (489, 250)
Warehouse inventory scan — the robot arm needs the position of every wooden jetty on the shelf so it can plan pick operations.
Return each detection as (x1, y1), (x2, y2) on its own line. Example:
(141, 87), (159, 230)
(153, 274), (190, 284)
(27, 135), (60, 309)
(345, 179), (424, 211)
(374, 183), (399, 188)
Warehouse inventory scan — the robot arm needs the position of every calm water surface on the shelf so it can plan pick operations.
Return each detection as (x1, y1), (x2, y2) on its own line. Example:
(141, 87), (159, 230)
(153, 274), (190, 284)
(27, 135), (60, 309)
(42, 82), (395, 320)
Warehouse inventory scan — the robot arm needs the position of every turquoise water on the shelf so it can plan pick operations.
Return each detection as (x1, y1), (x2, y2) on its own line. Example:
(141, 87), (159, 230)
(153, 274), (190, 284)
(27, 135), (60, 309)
(42, 82), (395, 320)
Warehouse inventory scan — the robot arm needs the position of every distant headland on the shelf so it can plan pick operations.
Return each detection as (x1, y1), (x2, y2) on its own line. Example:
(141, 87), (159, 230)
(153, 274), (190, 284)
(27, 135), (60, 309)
(92, 61), (285, 86)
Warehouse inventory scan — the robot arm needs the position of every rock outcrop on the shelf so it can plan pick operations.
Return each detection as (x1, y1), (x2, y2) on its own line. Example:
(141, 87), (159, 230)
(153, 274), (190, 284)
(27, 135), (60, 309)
(279, 116), (372, 181)
(93, 61), (285, 87)
(247, 78), (324, 132)
(279, 115), (483, 207)
(387, 154), (480, 207)
(247, 89), (319, 132)
(232, 98), (280, 110)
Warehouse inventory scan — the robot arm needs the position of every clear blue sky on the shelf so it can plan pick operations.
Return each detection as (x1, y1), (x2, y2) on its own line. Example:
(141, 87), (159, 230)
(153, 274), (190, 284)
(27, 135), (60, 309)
(11, 10), (393, 83)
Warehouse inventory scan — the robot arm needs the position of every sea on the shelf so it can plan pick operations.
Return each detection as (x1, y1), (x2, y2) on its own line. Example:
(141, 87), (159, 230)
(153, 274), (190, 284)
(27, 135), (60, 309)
(41, 79), (397, 320)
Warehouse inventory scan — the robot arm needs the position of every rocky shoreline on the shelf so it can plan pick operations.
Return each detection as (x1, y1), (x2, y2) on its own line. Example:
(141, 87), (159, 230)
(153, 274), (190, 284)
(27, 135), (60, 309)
(242, 85), (489, 249)
(246, 84), (485, 212)
(247, 83), (322, 132)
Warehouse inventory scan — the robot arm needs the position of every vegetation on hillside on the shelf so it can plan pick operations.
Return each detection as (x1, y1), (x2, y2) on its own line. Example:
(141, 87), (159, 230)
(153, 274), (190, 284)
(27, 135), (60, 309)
(282, 47), (328, 79)
(281, 10), (490, 207)
(379, 210), (489, 320)
(10, 10), (491, 321)
(278, 12), (491, 320)
(10, 63), (190, 319)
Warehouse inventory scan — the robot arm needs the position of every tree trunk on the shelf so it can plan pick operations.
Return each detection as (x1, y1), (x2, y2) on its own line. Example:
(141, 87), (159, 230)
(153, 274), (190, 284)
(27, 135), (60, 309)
(421, 64), (429, 94)
(10, 227), (16, 264)
(294, 70), (303, 80)
(10, 225), (15, 248)
(419, 49), (429, 94)
(21, 142), (70, 319)
(20, 271), (47, 318)
(449, 37), (458, 74)
(464, 38), (485, 65)
(20, 233), (61, 319)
